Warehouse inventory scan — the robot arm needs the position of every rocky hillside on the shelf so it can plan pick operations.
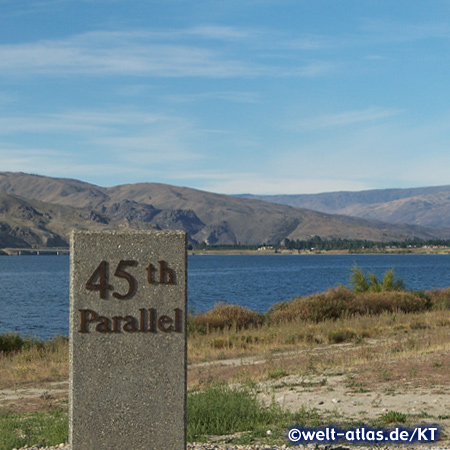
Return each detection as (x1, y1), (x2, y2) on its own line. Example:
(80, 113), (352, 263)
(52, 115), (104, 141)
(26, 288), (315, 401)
(241, 186), (450, 229)
(0, 172), (448, 248)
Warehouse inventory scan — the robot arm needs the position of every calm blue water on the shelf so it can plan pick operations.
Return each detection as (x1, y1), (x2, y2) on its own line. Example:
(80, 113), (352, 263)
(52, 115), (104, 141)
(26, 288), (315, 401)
(1, 254), (450, 339)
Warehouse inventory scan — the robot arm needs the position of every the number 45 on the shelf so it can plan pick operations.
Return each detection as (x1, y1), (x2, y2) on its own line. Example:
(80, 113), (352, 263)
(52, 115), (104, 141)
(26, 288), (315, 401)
(86, 260), (138, 300)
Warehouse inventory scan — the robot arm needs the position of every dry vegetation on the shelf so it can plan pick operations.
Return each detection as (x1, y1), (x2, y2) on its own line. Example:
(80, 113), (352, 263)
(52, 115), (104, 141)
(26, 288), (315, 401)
(0, 336), (68, 391)
(1, 285), (450, 394)
(187, 286), (450, 361)
(2, 279), (450, 447)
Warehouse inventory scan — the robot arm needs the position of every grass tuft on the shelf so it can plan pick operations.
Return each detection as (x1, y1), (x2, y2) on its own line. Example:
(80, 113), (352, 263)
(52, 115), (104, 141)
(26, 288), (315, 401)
(187, 383), (321, 443)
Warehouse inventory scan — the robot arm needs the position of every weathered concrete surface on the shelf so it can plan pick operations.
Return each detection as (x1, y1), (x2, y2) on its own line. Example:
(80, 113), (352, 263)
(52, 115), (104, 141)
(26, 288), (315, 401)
(69, 230), (187, 450)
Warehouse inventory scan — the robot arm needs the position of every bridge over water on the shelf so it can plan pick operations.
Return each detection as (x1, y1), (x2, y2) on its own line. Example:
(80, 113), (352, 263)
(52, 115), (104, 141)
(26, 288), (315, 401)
(1, 247), (70, 256)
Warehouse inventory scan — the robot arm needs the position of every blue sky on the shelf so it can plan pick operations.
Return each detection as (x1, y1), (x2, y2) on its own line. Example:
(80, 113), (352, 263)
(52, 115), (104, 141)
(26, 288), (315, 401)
(1, 0), (450, 195)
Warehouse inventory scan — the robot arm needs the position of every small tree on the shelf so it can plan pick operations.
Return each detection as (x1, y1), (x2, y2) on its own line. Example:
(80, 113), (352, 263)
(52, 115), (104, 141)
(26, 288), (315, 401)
(350, 265), (405, 293)
(350, 265), (369, 292)
(381, 268), (405, 291)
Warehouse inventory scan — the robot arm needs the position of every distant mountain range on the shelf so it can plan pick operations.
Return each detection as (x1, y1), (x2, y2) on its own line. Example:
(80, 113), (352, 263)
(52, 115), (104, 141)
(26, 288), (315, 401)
(240, 185), (450, 229)
(0, 172), (449, 249)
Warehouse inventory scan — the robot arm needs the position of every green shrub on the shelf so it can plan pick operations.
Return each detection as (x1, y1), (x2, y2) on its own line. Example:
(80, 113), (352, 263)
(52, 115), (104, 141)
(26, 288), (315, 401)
(0, 333), (67, 356)
(350, 265), (405, 293)
(0, 333), (24, 353)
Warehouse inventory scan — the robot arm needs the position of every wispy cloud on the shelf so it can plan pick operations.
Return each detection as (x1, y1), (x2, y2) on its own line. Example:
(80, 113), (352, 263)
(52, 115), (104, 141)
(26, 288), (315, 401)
(0, 106), (206, 183)
(185, 25), (259, 41)
(360, 19), (450, 43)
(0, 0), (69, 18)
(0, 31), (261, 78)
(291, 107), (403, 131)
(0, 26), (337, 79)
(177, 171), (371, 195)
(165, 90), (261, 104)
(0, 110), (167, 134)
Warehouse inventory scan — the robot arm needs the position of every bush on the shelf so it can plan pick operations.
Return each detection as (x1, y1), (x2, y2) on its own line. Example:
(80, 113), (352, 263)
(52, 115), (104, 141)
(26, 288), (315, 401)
(268, 287), (431, 325)
(427, 288), (450, 309)
(268, 286), (353, 323)
(0, 334), (67, 355)
(190, 303), (264, 332)
(0, 333), (24, 353)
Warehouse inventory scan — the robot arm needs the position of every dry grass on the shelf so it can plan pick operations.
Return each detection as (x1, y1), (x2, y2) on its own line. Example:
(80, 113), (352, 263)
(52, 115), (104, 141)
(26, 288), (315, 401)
(1, 287), (450, 392)
(187, 307), (450, 362)
(0, 337), (68, 390)
(188, 310), (450, 389)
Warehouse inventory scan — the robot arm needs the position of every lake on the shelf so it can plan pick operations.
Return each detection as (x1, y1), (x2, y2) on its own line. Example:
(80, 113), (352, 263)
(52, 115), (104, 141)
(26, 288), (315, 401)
(1, 254), (449, 339)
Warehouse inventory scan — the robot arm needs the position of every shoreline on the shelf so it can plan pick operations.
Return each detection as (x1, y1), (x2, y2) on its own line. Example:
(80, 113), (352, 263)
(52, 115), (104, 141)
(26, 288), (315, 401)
(1, 247), (450, 256)
(189, 248), (450, 255)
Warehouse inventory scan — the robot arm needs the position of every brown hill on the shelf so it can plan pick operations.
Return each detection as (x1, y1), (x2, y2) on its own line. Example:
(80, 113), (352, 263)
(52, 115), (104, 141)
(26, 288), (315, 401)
(241, 186), (450, 229)
(0, 172), (448, 248)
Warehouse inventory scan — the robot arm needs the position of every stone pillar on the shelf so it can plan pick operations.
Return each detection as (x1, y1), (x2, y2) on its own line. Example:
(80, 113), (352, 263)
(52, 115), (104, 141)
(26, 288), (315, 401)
(69, 230), (187, 450)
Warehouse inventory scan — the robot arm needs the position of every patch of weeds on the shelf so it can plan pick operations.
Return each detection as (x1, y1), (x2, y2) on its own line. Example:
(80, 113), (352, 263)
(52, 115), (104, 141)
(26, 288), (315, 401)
(282, 334), (297, 345)
(328, 328), (356, 344)
(187, 384), (323, 443)
(345, 376), (369, 392)
(346, 380), (370, 393)
(412, 411), (433, 419)
(266, 369), (287, 380)
(379, 368), (393, 381)
(432, 361), (444, 368)
(410, 319), (429, 330)
(380, 410), (408, 424)
(301, 378), (327, 388)
(211, 337), (230, 349)
(306, 356), (319, 374)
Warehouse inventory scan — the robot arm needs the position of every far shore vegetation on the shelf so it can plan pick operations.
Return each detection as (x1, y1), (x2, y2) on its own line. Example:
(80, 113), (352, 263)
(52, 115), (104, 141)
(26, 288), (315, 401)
(1, 266), (450, 447)
(191, 237), (450, 253)
(3, 237), (450, 256)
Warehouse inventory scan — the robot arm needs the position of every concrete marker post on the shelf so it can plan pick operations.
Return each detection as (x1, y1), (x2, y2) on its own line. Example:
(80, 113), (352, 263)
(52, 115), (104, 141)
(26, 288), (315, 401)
(69, 230), (187, 449)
